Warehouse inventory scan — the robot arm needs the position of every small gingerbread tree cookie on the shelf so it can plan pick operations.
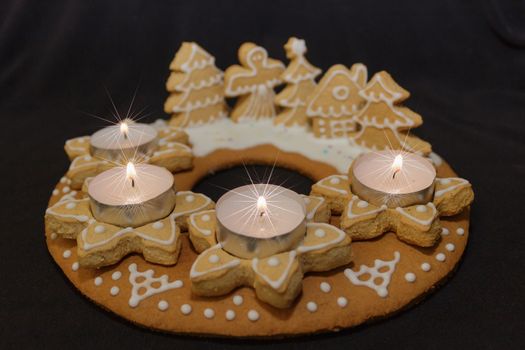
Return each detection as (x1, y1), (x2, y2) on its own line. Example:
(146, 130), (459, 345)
(164, 42), (227, 127)
(224, 43), (285, 122)
(352, 71), (431, 155)
(306, 63), (367, 138)
(274, 37), (321, 127)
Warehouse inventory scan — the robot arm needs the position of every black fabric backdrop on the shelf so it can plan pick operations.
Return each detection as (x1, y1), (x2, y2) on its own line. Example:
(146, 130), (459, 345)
(1, 0), (524, 348)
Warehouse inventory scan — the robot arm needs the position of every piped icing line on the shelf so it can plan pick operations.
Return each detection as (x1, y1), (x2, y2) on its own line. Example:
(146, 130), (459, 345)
(188, 210), (214, 236)
(190, 244), (241, 278)
(346, 196), (387, 219)
(65, 136), (90, 153)
(296, 222), (346, 253)
(80, 213), (178, 251)
(45, 198), (90, 222)
(69, 155), (104, 170)
(173, 72), (223, 92)
(171, 93), (223, 113)
(173, 191), (213, 219)
(315, 175), (350, 195)
(152, 142), (193, 157)
(344, 251), (400, 298)
(128, 263), (183, 308)
(434, 177), (470, 198)
(301, 195), (325, 221)
(395, 203), (437, 227)
(251, 250), (297, 290)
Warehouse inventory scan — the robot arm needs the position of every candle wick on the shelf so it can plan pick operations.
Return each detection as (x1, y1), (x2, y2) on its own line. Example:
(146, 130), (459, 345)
(123, 131), (128, 140)
(131, 178), (135, 188)
(392, 170), (400, 179)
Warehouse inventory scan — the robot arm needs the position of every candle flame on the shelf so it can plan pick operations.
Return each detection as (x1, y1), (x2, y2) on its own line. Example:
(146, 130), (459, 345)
(392, 154), (403, 179)
(126, 162), (137, 187)
(257, 196), (267, 217)
(120, 120), (129, 139)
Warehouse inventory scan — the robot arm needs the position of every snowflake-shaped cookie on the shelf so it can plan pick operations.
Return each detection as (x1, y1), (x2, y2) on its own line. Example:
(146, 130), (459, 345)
(45, 189), (214, 268)
(311, 175), (473, 247)
(187, 195), (353, 308)
(64, 122), (192, 190)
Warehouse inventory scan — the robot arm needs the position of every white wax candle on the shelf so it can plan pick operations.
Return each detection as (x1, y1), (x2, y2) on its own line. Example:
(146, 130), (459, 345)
(352, 151), (435, 195)
(216, 184), (305, 239)
(89, 163), (173, 206)
(90, 120), (157, 156)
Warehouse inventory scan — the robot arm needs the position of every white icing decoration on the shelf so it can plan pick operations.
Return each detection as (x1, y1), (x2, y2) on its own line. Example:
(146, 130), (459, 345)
(208, 254), (220, 264)
(446, 243), (455, 252)
(152, 221), (164, 230)
(416, 205), (427, 213)
(297, 223), (346, 253)
(456, 228), (465, 236)
(158, 300), (169, 311)
(337, 297), (348, 308)
(204, 308), (215, 319)
(267, 257), (280, 267)
(315, 175), (349, 195)
(110, 286), (119, 296)
(225, 309), (236, 321)
(332, 85), (350, 101)
(301, 195), (325, 221)
(94, 277), (103, 286)
(94, 225), (105, 234)
(189, 210), (213, 237)
(320, 282), (331, 293)
(185, 119), (364, 173)
(314, 229), (326, 238)
(62, 186), (70, 193)
(81, 213), (178, 251)
(190, 244), (241, 278)
(405, 272), (416, 282)
(303, 197), (311, 204)
(429, 152), (443, 166)
(440, 178), (451, 185)
(201, 214), (210, 222)
(180, 304), (192, 315)
(233, 295), (243, 306)
(434, 177), (469, 198)
(112, 271), (122, 281)
(46, 198), (90, 222)
(128, 263), (183, 307)
(306, 301), (318, 313)
(435, 253), (446, 262)
(72, 262), (79, 271)
(344, 251), (400, 298)
(346, 196), (387, 219)
(52, 189), (59, 196)
(63, 250), (71, 259)
(395, 203), (437, 227)
(252, 250), (297, 290)
(421, 263), (431, 272)
(247, 310), (260, 322)
(357, 200), (369, 208)
(441, 227), (450, 236)
(185, 194), (195, 202)
(173, 191), (213, 219)
(50, 233), (57, 240)
(329, 177), (341, 184)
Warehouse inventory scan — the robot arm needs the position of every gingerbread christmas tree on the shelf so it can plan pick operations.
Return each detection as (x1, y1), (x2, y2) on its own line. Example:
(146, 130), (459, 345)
(306, 63), (367, 138)
(164, 42), (227, 127)
(352, 71), (431, 154)
(224, 43), (285, 122)
(274, 38), (321, 127)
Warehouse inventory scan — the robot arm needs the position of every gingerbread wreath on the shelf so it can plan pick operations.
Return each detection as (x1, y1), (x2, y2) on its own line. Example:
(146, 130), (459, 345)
(44, 37), (474, 337)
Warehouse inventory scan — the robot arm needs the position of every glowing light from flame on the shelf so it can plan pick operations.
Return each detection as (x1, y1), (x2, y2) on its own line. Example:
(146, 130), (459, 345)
(257, 196), (267, 217)
(120, 120), (129, 139)
(392, 154), (403, 179)
(126, 162), (137, 187)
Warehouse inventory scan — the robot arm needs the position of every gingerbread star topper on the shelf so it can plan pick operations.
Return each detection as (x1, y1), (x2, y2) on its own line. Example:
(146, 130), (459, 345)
(311, 166), (474, 247)
(64, 121), (193, 190)
(45, 187), (214, 268)
(186, 195), (352, 308)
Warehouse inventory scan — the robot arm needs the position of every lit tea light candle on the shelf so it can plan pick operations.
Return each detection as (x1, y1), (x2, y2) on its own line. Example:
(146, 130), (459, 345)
(90, 119), (158, 162)
(350, 150), (436, 208)
(216, 184), (306, 259)
(88, 162), (176, 227)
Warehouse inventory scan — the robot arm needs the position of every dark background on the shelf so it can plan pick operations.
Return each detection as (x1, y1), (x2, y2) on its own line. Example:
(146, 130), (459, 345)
(1, 0), (525, 348)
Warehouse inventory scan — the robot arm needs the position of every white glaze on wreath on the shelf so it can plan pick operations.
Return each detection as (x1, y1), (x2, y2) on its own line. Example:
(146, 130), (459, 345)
(252, 251), (297, 290)
(128, 263), (183, 308)
(395, 203), (437, 227)
(189, 210), (213, 236)
(296, 223), (346, 253)
(434, 177), (470, 198)
(190, 244), (241, 278)
(347, 196), (387, 220)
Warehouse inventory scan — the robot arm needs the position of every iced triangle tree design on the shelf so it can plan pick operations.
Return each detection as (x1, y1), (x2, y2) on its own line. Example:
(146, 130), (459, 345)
(164, 42), (227, 127)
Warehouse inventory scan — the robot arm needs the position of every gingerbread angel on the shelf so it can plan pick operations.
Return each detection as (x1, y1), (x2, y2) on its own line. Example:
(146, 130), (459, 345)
(224, 43), (285, 122)
(274, 37), (321, 127)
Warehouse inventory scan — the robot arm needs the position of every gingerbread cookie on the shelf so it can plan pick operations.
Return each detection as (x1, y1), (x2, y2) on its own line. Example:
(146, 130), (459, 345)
(306, 63), (367, 138)
(164, 42), (228, 127)
(224, 43), (285, 122)
(274, 37), (321, 127)
(188, 199), (352, 308)
(352, 71), (432, 155)
(311, 168), (473, 247)
(64, 123), (192, 189)
(45, 188), (214, 268)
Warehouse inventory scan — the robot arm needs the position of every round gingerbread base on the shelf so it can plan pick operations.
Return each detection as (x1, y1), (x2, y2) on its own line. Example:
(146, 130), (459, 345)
(46, 145), (470, 337)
